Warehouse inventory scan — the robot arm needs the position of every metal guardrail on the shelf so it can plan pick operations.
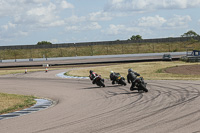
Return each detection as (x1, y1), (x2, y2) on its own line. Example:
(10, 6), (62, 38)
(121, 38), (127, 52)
(187, 56), (200, 62)
(0, 37), (200, 50)
(181, 56), (200, 62)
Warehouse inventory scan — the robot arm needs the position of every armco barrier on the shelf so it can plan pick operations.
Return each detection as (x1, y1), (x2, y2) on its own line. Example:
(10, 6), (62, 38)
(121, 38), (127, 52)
(188, 56), (200, 62)
(0, 36), (199, 50)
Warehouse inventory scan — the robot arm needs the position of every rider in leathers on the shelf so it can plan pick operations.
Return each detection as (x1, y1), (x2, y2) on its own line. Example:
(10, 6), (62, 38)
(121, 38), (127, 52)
(89, 70), (98, 84)
(110, 71), (117, 84)
(127, 68), (140, 91)
(110, 71), (124, 84)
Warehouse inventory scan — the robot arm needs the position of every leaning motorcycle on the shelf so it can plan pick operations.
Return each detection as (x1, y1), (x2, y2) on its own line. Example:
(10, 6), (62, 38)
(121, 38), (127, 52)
(133, 77), (148, 92)
(94, 75), (105, 87)
(114, 74), (126, 86)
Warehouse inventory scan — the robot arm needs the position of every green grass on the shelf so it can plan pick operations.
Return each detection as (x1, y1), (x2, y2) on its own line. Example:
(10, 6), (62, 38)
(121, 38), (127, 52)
(1, 41), (200, 60)
(0, 93), (37, 115)
(66, 61), (200, 80)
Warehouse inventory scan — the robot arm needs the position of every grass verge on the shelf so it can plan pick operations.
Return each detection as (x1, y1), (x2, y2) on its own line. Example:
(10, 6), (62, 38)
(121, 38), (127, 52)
(0, 93), (36, 115)
(66, 61), (200, 80)
(1, 41), (200, 60)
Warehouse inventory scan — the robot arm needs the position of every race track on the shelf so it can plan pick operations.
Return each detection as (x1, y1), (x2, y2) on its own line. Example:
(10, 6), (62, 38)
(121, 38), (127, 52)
(0, 69), (200, 133)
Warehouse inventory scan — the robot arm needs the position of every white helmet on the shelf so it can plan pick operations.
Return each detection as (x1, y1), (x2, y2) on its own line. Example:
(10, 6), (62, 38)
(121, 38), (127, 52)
(110, 71), (114, 74)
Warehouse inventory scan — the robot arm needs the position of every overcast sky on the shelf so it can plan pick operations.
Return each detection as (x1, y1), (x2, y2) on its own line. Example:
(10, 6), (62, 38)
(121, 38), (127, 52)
(0, 0), (200, 46)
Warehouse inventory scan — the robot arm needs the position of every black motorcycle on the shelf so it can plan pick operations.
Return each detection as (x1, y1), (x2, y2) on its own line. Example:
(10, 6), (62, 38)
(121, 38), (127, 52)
(132, 77), (148, 92)
(114, 74), (126, 86)
(94, 75), (105, 87)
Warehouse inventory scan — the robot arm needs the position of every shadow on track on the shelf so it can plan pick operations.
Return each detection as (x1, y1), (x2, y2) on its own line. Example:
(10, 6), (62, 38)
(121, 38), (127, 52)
(82, 84), (124, 90)
(108, 91), (141, 95)
(82, 86), (103, 89)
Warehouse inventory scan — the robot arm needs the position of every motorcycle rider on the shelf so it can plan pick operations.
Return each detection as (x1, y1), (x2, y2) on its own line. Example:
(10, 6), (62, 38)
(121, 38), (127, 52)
(110, 71), (117, 84)
(110, 71), (125, 85)
(89, 70), (98, 84)
(127, 68), (140, 91)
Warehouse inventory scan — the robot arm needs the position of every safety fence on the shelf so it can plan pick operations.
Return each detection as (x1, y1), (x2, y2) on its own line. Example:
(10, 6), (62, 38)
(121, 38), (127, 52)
(0, 36), (200, 50)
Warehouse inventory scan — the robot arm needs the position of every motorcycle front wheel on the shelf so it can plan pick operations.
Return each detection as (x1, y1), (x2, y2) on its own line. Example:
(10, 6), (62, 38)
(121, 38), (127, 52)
(99, 80), (105, 87)
(120, 79), (126, 86)
(139, 84), (148, 92)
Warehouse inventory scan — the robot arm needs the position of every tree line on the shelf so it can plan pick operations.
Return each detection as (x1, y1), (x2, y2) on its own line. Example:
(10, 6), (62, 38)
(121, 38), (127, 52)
(37, 30), (199, 45)
(128, 30), (200, 41)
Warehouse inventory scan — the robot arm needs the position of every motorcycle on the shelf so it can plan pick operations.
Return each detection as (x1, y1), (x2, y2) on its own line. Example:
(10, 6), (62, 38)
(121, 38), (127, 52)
(94, 75), (105, 87)
(114, 74), (126, 86)
(132, 77), (148, 92)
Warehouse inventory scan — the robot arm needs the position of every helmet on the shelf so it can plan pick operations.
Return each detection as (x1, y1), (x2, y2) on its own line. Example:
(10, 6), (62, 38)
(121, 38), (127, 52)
(128, 68), (133, 73)
(89, 70), (93, 74)
(110, 71), (114, 74)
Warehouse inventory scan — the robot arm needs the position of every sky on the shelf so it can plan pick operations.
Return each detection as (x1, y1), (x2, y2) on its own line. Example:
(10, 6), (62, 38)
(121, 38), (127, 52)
(0, 0), (200, 46)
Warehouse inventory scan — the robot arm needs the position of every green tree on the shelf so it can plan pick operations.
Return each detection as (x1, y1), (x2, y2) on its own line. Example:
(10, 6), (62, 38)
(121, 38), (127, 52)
(130, 35), (142, 40)
(37, 41), (52, 45)
(181, 30), (200, 37)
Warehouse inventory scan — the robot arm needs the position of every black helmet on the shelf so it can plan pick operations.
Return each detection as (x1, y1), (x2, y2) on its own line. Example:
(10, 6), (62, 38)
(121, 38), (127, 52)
(89, 70), (93, 74)
(128, 68), (133, 73)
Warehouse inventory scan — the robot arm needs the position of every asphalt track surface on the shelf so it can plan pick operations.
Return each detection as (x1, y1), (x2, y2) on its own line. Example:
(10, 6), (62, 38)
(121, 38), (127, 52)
(1, 54), (200, 133)
(1, 70), (200, 133)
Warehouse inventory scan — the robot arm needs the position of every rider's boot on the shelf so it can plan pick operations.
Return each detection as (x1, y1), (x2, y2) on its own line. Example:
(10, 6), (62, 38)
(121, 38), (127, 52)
(112, 80), (115, 85)
(92, 80), (95, 84)
(130, 87), (135, 91)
